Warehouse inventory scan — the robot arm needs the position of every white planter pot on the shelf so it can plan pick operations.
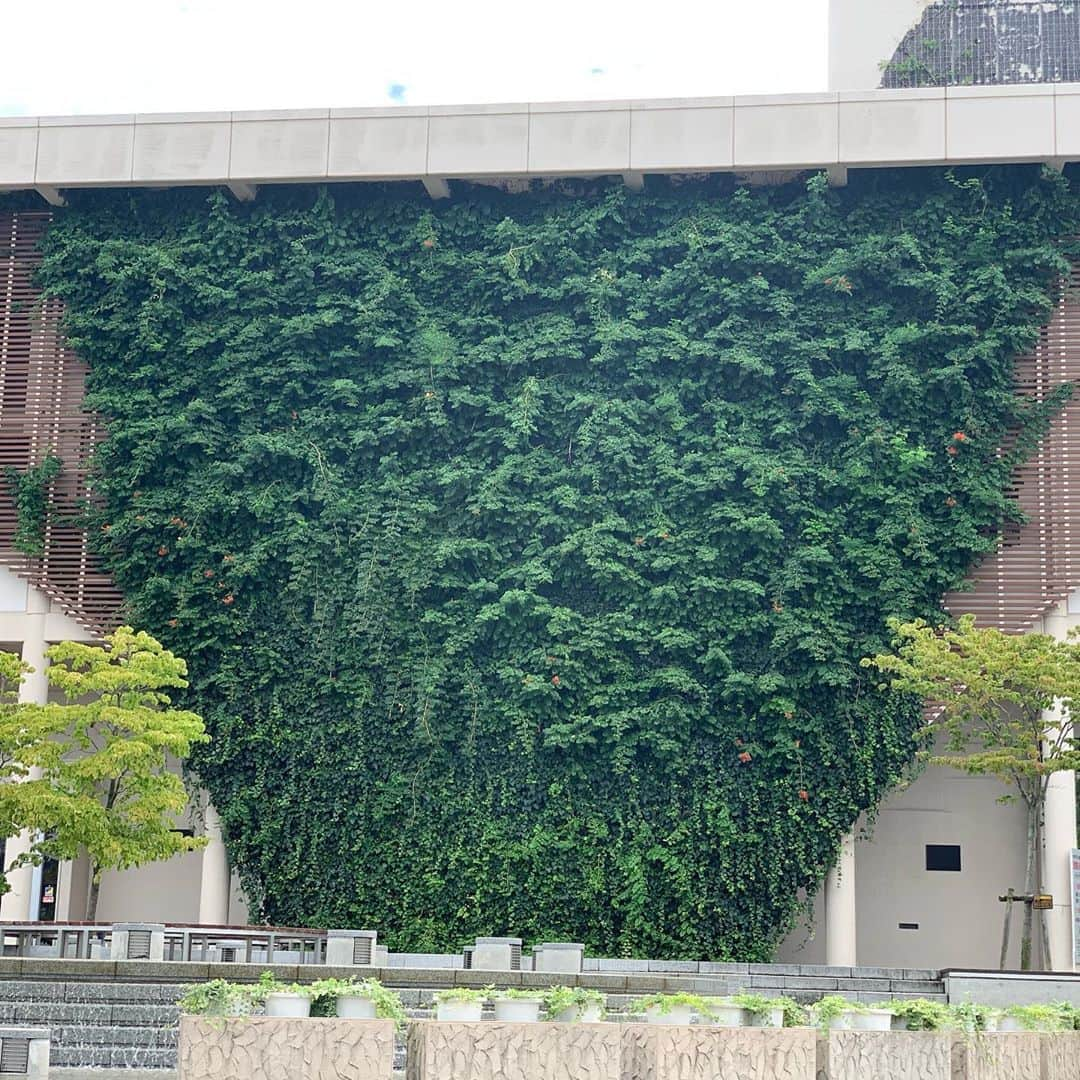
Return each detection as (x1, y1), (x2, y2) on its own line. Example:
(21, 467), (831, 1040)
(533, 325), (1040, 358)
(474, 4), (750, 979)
(851, 1009), (893, 1032)
(645, 1004), (695, 1026)
(493, 999), (542, 1022)
(206, 998), (249, 1017)
(264, 992), (310, 1018)
(818, 1010), (855, 1030)
(552, 1004), (604, 1023)
(745, 1007), (784, 1028)
(704, 1004), (744, 1028)
(436, 1000), (484, 1022)
(998, 1016), (1024, 1032)
(336, 995), (377, 1019)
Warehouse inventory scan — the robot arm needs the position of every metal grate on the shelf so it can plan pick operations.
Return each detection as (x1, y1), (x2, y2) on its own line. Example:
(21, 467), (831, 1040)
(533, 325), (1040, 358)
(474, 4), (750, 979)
(0, 212), (123, 634)
(462, 947), (473, 969)
(882, 1), (1080, 88)
(352, 936), (372, 965)
(0, 1039), (29, 1074)
(126, 930), (152, 960)
(510, 943), (522, 971)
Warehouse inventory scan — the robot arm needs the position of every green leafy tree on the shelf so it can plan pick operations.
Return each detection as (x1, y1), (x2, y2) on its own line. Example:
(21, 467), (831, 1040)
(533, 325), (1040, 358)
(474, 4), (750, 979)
(864, 615), (1080, 969)
(0, 651), (67, 862)
(9, 627), (209, 920)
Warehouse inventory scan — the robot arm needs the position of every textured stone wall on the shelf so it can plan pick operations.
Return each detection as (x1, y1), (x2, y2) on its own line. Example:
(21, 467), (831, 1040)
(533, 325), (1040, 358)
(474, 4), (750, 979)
(407, 1021), (624, 1080)
(621, 1024), (817, 1080)
(1041, 1031), (1080, 1080)
(178, 1016), (394, 1080)
(817, 1030), (951, 1080)
(949, 1032), (1041, 1080)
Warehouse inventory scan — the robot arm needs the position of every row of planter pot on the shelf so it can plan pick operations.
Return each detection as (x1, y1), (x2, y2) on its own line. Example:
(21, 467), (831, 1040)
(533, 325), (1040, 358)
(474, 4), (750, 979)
(178, 976), (1080, 1035)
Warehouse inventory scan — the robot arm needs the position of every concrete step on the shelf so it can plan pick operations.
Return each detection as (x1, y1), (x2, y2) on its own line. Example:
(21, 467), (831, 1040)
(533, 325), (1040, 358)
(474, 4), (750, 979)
(50, 1046), (178, 1069)
(53, 1025), (177, 1049)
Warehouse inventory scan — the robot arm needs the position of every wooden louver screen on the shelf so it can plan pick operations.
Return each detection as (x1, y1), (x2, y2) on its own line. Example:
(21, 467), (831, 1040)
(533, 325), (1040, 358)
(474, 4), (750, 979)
(1, 210), (1080, 637)
(0, 211), (122, 634)
(944, 267), (1080, 632)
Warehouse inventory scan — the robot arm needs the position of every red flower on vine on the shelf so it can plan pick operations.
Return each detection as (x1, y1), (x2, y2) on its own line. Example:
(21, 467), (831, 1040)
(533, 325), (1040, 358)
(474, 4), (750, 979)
(945, 496), (957, 507)
(946, 446), (958, 456)
(738, 751), (752, 763)
(798, 789), (809, 801)
(157, 546), (168, 556)
(204, 569), (215, 579)
(551, 675), (560, 686)
(222, 594), (234, 605)
(952, 431), (967, 442)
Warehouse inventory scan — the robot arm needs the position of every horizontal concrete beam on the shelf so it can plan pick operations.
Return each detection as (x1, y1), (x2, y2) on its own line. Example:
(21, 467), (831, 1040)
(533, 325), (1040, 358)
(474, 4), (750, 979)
(2, 85), (1080, 200)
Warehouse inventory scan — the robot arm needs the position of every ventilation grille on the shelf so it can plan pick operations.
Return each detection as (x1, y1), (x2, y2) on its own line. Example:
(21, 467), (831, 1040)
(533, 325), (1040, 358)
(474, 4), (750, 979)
(126, 929), (152, 960)
(510, 943), (522, 970)
(462, 947), (473, 970)
(352, 936), (372, 965)
(0, 1038), (30, 1074)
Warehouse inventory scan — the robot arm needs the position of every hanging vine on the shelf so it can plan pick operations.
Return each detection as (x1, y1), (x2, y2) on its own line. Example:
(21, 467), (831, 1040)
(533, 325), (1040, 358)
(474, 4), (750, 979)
(18, 164), (1080, 958)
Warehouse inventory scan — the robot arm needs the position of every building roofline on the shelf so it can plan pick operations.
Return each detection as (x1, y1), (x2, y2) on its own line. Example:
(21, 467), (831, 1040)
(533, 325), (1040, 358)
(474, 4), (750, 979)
(1, 85), (1078, 203)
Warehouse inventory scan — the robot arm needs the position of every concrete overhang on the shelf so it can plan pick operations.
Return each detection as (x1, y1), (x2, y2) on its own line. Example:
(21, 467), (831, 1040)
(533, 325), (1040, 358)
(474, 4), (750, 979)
(1, 85), (1078, 201)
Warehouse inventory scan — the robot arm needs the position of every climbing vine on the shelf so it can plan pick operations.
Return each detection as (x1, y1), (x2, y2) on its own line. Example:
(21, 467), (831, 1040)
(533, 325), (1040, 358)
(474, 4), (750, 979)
(18, 165), (1080, 958)
(3, 454), (63, 557)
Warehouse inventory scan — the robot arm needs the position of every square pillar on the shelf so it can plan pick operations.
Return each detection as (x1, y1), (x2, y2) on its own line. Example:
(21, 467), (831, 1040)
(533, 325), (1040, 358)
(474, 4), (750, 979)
(471, 937), (521, 971)
(326, 929), (378, 966)
(112, 922), (165, 961)
(533, 942), (584, 974)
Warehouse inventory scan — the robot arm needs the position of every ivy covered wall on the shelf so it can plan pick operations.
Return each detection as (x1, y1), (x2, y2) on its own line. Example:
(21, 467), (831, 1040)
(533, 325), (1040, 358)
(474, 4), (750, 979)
(17, 166), (1080, 958)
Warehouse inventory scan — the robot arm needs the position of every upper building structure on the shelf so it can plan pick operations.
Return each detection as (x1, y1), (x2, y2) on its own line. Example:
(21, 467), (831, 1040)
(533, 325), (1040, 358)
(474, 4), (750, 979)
(0, 0), (1077, 971)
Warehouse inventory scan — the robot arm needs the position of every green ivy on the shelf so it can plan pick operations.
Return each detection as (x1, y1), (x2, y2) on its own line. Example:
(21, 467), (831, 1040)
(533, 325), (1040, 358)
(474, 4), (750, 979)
(3, 455), (63, 557)
(18, 165), (1080, 958)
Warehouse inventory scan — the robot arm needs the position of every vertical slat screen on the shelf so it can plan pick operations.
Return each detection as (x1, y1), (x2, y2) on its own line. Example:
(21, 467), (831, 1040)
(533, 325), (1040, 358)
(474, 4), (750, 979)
(0, 211), (122, 634)
(944, 268), (1080, 631)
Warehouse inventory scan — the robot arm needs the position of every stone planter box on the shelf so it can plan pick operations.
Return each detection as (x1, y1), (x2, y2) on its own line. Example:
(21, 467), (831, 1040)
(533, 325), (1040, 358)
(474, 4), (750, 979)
(949, 1032), (1042, 1080)
(622, 1024), (816, 1080)
(178, 1016), (394, 1080)
(407, 1021), (624, 1080)
(1037, 1032), (1080, 1080)
(818, 1030), (951, 1080)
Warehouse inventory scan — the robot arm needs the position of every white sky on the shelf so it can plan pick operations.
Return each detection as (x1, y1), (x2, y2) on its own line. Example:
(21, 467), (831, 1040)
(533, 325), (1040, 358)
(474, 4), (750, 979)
(0, 0), (827, 117)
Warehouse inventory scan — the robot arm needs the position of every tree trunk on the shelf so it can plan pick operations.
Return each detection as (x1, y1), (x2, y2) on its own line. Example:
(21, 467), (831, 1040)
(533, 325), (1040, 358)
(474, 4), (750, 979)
(1036, 790), (1053, 970)
(85, 870), (101, 922)
(1020, 799), (1037, 970)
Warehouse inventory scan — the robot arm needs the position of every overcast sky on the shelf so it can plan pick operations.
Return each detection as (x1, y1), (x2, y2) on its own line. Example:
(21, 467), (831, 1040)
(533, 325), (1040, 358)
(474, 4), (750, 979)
(1, 0), (827, 117)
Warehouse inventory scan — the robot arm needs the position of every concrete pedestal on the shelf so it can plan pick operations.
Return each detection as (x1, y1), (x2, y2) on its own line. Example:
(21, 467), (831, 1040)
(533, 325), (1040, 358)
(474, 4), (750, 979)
(622, 1024), (816, 1080)
(407, 1021), (623, 1080)
(950, 1033), (1041, 1080)
(178, 1016), (393, 1080)
(818, 1030), (951, 1080)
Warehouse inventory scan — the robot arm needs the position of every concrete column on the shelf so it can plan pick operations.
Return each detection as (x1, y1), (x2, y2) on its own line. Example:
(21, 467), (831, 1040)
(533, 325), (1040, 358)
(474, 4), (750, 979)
(1041, 604), (1078, 972)
(825, 830), (857, 967)
(1, 593), (49, 922)
(198, 802), (230, 925)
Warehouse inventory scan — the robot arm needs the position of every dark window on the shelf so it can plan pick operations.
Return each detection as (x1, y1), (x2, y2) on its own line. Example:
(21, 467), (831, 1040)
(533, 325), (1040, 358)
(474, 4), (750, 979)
(898, 922), (920, 930)
(925, 844), (961, 872)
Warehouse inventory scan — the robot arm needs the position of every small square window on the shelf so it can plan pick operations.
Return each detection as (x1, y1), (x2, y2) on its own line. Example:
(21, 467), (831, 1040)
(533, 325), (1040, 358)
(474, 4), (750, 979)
(926, 844), (961, 872)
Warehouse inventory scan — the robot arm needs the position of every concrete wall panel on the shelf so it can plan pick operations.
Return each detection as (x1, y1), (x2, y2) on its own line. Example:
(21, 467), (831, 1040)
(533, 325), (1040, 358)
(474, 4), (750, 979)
(36, 119), (134, 184)
(630, 104), (733, 170)
(427, 110), (528, 176)
(528, 108), (631, 173)
(838, 89), (945, 163)
(132, 122), (231, 182)
(230, 115), (329, 180)
(328, 116), (429, 178)
(734, 94), (839, 168)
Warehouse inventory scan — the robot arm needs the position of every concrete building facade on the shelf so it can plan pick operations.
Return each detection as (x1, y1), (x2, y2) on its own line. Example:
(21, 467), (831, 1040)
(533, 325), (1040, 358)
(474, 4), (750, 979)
(0, 0), (1077, 970)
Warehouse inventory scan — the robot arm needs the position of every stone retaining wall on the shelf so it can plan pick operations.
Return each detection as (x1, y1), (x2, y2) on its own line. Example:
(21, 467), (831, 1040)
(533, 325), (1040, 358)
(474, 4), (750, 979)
(177, 1019), (1080, 1080)
(178, 1017), (394, 1080)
